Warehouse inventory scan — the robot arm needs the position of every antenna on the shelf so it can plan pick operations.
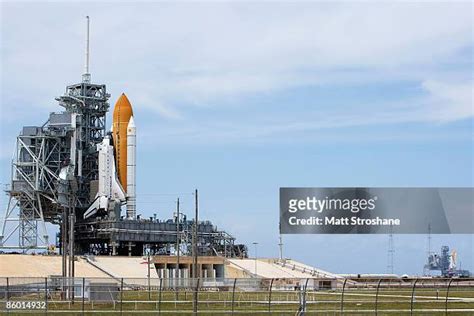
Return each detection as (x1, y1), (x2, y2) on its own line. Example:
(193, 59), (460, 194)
(278, 222), (283, 261)
(424, 223), (432, 276)
(387, 223), (394, 274)
(278, 234), (283, 261)
(427, 223), (432, 256)
(82, 16), (91, 83)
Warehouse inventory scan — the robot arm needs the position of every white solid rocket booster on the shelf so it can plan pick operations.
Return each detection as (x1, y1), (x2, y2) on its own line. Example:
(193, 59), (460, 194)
(126, 116), (136, 218)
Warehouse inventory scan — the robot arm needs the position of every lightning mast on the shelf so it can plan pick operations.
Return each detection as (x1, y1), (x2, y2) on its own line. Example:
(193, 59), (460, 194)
(82, 16), (91, 83)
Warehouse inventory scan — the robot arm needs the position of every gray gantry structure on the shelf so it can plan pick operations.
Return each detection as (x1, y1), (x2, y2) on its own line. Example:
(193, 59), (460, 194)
(0, 77), (109, 249)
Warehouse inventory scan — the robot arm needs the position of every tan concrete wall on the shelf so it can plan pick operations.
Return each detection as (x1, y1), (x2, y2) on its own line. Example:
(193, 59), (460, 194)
(0, 254), (109, 278)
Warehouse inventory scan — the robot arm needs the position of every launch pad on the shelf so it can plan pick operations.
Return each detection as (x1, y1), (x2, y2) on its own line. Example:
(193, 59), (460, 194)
(0, 18), (247, 262)
(74, 217), (245, 257)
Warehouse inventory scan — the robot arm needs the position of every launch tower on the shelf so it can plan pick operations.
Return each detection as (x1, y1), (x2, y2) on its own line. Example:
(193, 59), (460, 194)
(0, 17), (246, 259)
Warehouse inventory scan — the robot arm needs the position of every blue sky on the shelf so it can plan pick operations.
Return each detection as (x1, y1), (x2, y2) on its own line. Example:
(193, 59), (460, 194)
(0, 1), (472, 275)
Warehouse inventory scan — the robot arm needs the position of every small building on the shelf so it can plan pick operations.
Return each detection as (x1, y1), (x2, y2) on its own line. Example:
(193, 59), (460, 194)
(152, 256), (225, 279)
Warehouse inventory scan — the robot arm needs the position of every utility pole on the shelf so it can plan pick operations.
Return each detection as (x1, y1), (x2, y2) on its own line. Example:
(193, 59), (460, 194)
(68, 194), (76, 301)
(387, 224), (394, 274)
(278, 235), (283, 261)
(427, 223), (432, 256)
(425, 223), (432, 276)
(175, 198), (180, 298)
(147, 250), (151, 299)
(192, 189), (198, 315)
(176, 198), (180, 276)
(278, 222), (283, 261)
(69, 205), (74, 279)
(61, 206), (67, 299)
(253, 242), (258, 277)
(61, 207), (67, 278)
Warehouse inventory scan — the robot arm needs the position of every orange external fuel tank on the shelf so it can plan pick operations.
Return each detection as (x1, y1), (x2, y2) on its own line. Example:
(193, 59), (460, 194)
(112, 93), (133, 192)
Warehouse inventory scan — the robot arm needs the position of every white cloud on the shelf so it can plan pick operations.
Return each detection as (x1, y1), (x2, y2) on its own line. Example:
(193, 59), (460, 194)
(0, 1), (472, 147)
(421, 80), (473, 122)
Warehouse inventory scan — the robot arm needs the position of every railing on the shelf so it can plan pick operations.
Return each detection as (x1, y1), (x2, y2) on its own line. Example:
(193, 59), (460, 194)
(0, 277), (472, 314)
(274, 259), (345, 280)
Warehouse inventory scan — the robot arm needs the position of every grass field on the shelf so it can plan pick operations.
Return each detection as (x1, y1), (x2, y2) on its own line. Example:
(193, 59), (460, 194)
(1, 286), (474, 315)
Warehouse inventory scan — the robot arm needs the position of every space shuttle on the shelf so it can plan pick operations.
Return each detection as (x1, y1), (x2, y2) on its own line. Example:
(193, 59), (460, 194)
(84, 94), (137, 219)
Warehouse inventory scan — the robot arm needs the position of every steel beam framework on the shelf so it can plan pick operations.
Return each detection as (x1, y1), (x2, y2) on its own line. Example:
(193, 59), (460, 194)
(0, 81), (109, 251)
(0, 132), (63, 249)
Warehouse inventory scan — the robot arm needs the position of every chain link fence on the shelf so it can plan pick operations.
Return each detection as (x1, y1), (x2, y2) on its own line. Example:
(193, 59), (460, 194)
(0, 277), (473, 314)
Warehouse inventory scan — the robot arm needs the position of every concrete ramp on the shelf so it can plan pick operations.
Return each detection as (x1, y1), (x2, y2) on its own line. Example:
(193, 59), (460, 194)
(227, 258), (356, 286)
(272, 259), (343, 279)
(228, 258), (341, 279)
(90, 256), (157, 279)
(0, 254), (109, 278)
(228, 259), (304, 278)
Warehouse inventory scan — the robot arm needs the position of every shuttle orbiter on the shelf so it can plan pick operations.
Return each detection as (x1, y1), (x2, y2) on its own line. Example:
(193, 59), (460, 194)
(84, 93), (136, 219)
(84, 135), (126, 218)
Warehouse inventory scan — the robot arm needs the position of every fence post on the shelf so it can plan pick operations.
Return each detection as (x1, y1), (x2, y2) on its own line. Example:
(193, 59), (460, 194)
(148, 254), (151, 302)
(6, 277), (9, 302)
(158, 277), (163, 316)
(410, 278), (419, 315)
(340, 278), (348, 314)
(120, 278), (123, 315)
(194, 277), (200, 315)
(45, 277), (48, 316)
(374, 278), (382, 315)
(445, 278), (454, 316)
(303, 278), (309, 312)
(268, 278), (274, 313)
(231, 278), (237, 315)
(82, 277), (85, 315)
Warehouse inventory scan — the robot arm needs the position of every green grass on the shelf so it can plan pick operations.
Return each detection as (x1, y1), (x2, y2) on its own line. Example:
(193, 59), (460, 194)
(1, 287), (473, 315)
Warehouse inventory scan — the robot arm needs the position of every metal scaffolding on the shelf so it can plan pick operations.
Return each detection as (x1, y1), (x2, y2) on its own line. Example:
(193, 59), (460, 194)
(0, 80), (110, 251)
